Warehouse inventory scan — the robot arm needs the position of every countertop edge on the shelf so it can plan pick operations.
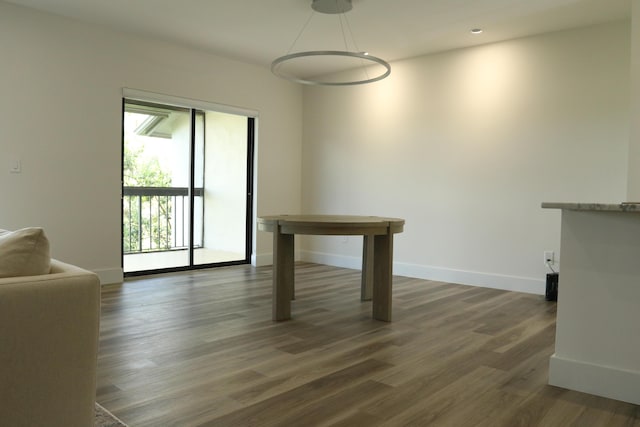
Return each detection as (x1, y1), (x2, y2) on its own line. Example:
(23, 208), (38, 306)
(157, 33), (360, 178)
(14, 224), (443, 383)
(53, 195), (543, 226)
(541, 202), (640, 212)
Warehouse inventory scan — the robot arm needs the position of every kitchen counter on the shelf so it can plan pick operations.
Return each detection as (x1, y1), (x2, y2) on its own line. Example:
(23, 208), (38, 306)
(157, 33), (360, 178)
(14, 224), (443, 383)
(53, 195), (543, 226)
(542, 202), (640, 212)
(542, 202), (640, 405)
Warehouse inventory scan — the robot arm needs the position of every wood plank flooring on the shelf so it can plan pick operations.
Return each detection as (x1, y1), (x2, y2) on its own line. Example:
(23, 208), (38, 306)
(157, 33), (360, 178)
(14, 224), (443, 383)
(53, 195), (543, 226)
(96, 263), (640, 426)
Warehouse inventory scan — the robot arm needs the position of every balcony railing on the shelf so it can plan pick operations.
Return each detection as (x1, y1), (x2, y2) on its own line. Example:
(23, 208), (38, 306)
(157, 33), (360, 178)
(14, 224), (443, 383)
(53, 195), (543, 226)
(123, 186), (203, 254)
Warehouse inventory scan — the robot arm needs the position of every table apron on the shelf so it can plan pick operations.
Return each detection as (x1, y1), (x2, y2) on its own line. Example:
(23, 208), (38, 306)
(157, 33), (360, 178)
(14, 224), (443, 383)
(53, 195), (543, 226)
(277, 225), (391, 235)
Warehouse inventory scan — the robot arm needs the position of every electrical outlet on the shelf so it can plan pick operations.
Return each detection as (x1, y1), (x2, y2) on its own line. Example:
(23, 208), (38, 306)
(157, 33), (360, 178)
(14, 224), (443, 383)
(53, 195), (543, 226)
(544, 251), (555, 266)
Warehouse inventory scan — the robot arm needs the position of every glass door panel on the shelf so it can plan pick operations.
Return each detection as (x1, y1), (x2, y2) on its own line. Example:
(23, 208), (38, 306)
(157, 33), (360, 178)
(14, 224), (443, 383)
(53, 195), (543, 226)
(123, 101), (191, 273)
(194, 111), (248, 265)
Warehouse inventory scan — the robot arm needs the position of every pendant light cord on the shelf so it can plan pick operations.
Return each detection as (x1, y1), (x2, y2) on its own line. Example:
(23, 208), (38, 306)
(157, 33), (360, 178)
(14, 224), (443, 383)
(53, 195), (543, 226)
(284, 10), (316, 55)
(287, 1), (359, 55)
(339, 13), (349, 51)
(341, 10), (370, 80)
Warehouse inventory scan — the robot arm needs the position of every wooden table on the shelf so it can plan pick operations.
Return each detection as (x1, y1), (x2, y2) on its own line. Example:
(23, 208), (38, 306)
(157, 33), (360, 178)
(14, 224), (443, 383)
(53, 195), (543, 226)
(258, 215), (405, 322)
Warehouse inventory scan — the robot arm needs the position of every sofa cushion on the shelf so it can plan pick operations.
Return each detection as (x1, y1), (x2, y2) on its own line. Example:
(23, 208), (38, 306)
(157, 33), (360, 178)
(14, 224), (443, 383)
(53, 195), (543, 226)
(0, 227), (51, 278)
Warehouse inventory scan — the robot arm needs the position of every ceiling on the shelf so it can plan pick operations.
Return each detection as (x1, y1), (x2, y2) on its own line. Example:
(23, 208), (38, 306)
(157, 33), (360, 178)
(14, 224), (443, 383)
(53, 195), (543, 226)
(4, 0), (631, 73)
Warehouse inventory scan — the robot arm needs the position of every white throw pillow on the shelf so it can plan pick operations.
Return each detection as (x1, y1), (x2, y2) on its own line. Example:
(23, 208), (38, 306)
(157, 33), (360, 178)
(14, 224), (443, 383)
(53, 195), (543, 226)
(0, 227), (51, 278)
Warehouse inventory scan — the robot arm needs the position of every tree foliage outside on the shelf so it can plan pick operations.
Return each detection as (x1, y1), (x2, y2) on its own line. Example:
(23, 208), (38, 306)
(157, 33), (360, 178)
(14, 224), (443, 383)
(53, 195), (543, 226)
(123, 143), (174, 253)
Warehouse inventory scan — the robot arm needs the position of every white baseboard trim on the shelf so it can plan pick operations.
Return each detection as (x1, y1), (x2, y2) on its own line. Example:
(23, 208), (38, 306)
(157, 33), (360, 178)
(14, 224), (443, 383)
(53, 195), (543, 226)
(252, 251), (303, 267)
(93, 268), (124, 285)
(300, 250), (362, 270)
(252, 252), (273, 267)
(549, 354), (640, 405)
(394, 260), (545, 295)
(300, 250), (545, 295)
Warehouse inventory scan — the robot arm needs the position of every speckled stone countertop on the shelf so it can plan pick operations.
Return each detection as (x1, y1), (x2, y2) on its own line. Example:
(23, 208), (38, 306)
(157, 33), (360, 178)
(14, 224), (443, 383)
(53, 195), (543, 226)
(541, 202), (640, 212)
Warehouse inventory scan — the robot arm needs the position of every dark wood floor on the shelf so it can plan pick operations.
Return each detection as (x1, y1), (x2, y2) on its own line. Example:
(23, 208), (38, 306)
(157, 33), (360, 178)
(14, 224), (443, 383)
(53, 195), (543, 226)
(97, 263), (640, 426)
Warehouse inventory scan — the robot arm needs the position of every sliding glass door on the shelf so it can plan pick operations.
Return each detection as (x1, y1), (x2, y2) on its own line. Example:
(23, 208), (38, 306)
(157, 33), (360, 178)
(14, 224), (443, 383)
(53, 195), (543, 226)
(122, 99), (254, 275)
(193, 111), (251, 266)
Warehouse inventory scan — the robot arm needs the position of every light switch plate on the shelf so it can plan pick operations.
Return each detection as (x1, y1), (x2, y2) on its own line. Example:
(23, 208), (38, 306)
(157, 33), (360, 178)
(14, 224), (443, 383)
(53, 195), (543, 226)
(9, 159), (21, 174)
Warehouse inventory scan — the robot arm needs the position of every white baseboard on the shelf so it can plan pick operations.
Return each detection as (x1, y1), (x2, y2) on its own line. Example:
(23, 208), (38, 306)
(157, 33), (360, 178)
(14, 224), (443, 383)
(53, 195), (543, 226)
(394, 260), (545, 295)
(299, 250), (545, 295)
(300, 250), (362, 270)
(252, 252), (273, 267)
(252, 251), (303, 267)
(549, 354), (640, 405)
(93, 268), (123, 285)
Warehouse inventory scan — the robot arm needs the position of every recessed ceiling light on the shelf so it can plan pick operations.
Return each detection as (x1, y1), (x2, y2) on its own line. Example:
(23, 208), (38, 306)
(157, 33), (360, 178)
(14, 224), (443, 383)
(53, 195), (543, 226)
(470, 29), (483, 34)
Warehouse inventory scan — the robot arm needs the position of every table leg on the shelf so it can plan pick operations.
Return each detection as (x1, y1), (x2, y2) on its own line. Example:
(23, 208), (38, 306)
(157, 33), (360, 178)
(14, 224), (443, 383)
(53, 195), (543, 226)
(372, 229), (393, 322)
(361, 235), (374, 301)
(272, 225), (294, 321)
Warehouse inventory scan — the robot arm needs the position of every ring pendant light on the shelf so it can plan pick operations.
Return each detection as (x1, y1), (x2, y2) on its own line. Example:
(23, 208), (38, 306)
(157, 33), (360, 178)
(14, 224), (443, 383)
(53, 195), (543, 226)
(271, 0), (391, 86)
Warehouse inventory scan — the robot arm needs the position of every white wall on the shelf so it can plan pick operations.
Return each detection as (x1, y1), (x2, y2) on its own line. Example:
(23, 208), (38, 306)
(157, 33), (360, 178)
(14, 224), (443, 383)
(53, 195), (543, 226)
(628, 1), (640, 199)
(203, 111), (247, 255)
(0, 2), (302, 283)
(301, 22), (630, 294)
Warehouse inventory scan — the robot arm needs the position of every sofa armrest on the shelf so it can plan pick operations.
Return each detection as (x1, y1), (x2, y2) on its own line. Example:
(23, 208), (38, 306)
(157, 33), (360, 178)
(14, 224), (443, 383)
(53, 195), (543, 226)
(0, 259), (101, 426)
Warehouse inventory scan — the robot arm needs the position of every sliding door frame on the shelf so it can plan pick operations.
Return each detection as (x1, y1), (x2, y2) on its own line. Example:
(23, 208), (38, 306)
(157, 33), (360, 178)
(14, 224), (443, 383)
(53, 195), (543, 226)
(121, 90), (257, 277)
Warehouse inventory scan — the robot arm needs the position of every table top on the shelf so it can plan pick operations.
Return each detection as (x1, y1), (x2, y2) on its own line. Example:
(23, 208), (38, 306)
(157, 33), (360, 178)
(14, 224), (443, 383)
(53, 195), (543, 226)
(258, 214), (405, 235)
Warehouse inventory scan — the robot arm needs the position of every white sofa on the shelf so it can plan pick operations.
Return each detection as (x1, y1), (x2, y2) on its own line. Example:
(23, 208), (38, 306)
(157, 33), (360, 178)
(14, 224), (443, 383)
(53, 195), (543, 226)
(0, 258), (101, 426)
